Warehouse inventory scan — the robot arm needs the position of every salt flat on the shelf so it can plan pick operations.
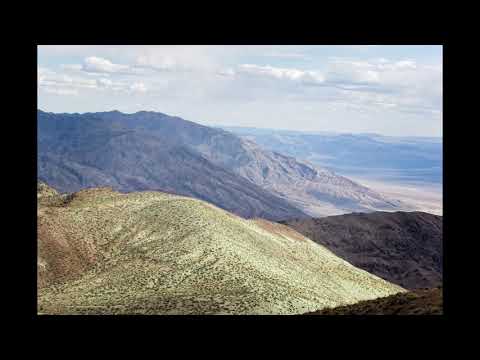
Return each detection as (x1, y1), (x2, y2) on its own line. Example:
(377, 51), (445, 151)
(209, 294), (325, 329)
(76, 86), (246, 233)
(349, 177), (442, 216)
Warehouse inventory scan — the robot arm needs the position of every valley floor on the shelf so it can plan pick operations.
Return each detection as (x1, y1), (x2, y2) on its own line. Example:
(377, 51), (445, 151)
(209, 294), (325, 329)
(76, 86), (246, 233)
(348, 176), (442, 216)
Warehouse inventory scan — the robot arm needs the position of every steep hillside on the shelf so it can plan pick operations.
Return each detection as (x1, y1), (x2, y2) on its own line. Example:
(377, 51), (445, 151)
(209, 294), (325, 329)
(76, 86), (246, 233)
(38, 110), (406, 219)
(281, 211), (442, 289)
(37, 183), (404, 315)
(305, 287), (442, 315)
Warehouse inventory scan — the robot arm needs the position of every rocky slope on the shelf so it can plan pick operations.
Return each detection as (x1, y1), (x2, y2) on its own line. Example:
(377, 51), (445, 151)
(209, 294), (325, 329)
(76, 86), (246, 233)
(38, 110), (406, 219)
(305, 287), (442, 315)
(281, 211), (442, 289)
(37, 183), (404, 315)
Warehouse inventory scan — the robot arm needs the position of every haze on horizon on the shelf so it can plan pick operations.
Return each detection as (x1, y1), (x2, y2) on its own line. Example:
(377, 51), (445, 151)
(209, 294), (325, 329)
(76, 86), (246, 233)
(38, 45), (442, 137)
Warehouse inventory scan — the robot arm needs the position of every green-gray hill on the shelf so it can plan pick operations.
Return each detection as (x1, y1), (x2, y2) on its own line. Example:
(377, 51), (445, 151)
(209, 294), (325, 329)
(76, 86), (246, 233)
(38, 183), (404, 315)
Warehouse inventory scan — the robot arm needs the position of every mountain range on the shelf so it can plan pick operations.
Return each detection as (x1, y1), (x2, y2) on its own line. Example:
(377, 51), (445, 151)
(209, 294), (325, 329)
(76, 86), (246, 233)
(222, 126), (442, 186)
(37, 183), (403, 315)
(38, 110), (407, 219)
(37, 109), (443, 315)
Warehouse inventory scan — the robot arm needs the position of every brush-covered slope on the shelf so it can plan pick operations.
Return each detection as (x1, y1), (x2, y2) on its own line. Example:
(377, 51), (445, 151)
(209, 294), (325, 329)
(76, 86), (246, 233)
(37, 183), (403, 315)
(306, 287), (442, 315)
(281, 211), (442, 289)
(38, 110), (405, 218)
(38, 181), (59, 199)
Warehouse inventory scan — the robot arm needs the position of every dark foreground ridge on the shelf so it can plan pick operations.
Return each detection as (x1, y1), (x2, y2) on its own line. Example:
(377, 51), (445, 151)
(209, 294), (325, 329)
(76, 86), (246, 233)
(281, 211), (442, 290)
(305, 287), (442, 315)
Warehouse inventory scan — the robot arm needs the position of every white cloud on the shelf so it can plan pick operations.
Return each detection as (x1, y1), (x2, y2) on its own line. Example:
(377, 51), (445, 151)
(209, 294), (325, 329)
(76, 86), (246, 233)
(43, 56), (441, 118)
(38, 68), (97, 93)
(230, 58), (441, 120)
(263, 52), (310, 60)
(238, 64), (325, 84)
(82, 56), (132, 74)
(43, 87), (79, 96)
(129, 82), (147, 93)
(38, 46), (442, 136)
(216, 68), (235, 77)
(135, 55), (177, 71)
(38, 66), (149, 96)
(60, 64), (83, 71)
(132, 46), (221, 73)
(38, 67), (55, 82)
(97, 78), (113, 87)
(325, 58), (420, 87)
(393, 60), (417, 70)
(346, 45), (378, 49)
(326, 62), (381, 86)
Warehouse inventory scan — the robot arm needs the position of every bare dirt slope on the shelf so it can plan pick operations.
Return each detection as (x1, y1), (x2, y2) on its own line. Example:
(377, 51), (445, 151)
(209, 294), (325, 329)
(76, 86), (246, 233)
(281, 211), (442, 290)
(37, 182), (403, 315)
(305, 287), (442, 315)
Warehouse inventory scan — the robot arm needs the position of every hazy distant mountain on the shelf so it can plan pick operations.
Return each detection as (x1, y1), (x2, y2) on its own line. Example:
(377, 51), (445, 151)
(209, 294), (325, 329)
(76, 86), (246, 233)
(192, 135), (406, 216)
(38, 183), (403, 315)
(281, 211), (442, 289)
(222, 126), (442, 185)
(38, 110), (405, 219)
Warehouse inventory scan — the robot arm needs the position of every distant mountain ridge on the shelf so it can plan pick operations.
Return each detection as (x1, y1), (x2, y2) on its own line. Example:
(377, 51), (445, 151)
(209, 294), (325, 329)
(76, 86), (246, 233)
(38, 110), (406, 219)
(222, 126), (442, 185)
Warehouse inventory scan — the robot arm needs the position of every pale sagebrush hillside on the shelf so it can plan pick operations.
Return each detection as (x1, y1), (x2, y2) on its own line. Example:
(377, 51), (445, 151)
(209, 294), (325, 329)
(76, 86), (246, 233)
(38, 184), (404, 315)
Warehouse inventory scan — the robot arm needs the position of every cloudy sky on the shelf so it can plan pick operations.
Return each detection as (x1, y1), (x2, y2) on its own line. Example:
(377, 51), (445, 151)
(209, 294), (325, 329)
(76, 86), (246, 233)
(38, 45), (442, 136)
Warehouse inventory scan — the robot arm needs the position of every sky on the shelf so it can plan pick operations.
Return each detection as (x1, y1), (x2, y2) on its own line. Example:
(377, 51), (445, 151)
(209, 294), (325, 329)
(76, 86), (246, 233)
(38, 45), (442, 137)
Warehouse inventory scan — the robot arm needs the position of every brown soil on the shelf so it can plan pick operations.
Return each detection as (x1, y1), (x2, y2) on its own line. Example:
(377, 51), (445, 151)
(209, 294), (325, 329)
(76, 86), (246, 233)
(253, 218), (308, 243)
